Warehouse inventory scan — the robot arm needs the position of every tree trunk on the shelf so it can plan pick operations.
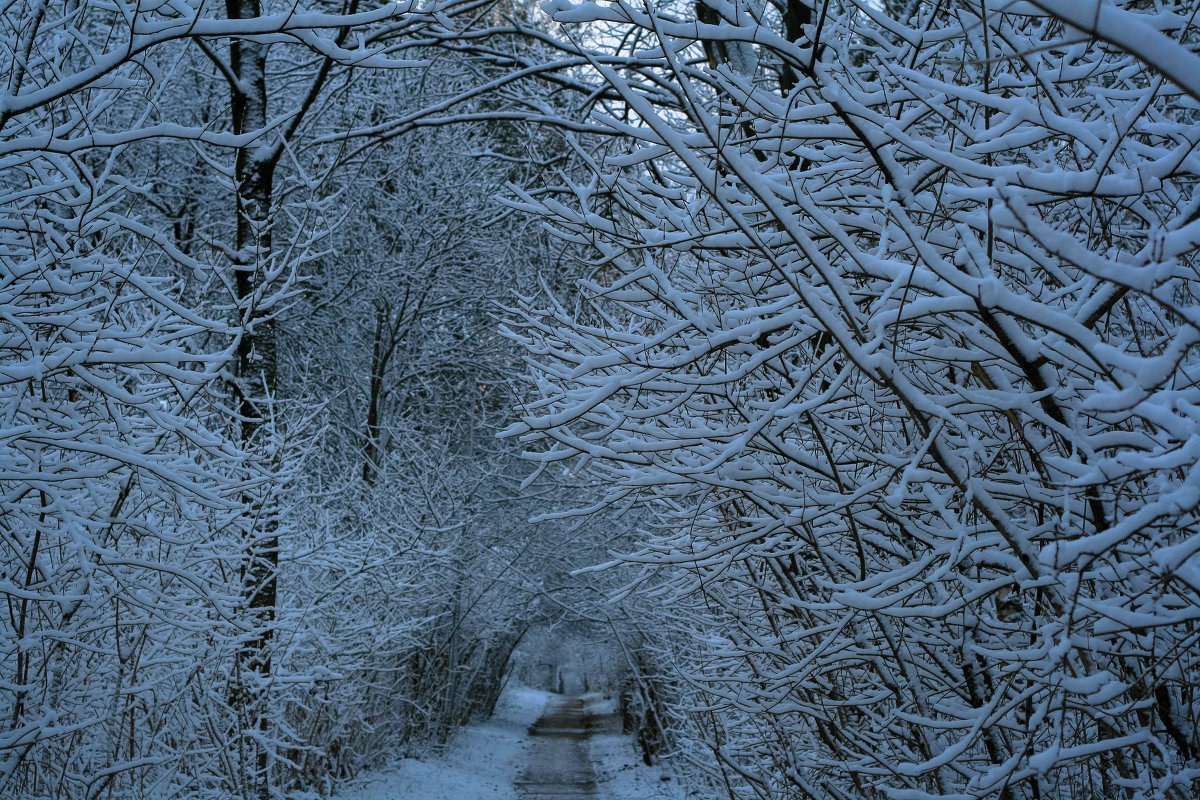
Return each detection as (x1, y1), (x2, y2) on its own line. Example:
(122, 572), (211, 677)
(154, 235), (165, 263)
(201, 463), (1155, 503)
(226, 1), (278, 796)
(363, 301), (393, 484)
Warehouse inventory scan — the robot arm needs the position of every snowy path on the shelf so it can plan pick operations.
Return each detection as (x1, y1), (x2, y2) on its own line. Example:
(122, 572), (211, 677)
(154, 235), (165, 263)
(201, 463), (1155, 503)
(333, 687), (685, 800)
(516, 695), (599, 799)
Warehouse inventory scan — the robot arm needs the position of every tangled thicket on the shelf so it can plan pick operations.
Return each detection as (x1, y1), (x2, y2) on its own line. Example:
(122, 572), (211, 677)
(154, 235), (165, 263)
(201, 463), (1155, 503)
(505, 2), (1200, 798)
(0, 2), (591, 797)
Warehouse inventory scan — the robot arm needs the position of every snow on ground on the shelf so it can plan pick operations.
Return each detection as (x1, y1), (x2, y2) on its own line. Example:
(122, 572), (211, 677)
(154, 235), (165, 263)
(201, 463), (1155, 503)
(589, 733), (690, 800)
(583, 694), (691, 800)
(333, 685), (689, 800)
(331, 685), (548, 800)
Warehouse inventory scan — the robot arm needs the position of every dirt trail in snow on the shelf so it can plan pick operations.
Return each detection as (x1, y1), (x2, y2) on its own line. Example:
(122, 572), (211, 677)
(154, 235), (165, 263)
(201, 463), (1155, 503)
(516, 695), (605, 800)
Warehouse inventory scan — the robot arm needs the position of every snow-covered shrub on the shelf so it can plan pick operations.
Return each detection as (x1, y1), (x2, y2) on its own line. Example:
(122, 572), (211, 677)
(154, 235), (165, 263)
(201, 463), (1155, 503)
(0, 98), (242, 800)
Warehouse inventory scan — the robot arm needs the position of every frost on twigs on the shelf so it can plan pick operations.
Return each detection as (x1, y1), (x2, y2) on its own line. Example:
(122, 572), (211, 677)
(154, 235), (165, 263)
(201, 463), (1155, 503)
(506, 2), (1200, 799)
(0, 164), (244, 795)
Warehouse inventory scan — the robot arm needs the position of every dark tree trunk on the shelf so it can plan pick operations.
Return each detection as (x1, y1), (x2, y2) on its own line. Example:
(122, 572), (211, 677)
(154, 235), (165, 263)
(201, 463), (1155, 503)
(226, 1), (278, 796)
(779, 0), (812, 94)
(363, 299), (403, 484)
(363, 306), (386, 484)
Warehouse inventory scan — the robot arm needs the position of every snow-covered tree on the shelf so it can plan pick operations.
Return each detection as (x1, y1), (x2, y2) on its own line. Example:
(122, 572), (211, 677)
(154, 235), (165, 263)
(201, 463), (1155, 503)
(1, 3), (247, 795)
(269, 71), (607, 775)
(506, 2), (1200, 798)
(1, 1), (604, 797)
